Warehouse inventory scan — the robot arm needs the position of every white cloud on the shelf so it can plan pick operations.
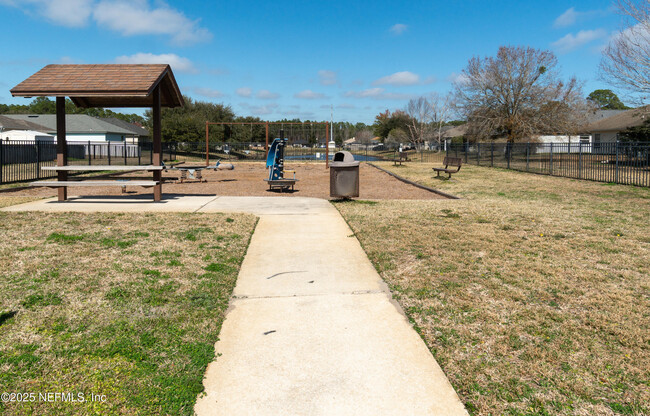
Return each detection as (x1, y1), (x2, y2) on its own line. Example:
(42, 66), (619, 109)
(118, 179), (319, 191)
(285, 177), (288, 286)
(318, 70), (338, 85)
(390, 23), (408, 35)
(554, 7), (579, 28)
(236, 87), (252, 98)
(94, 0), (211, 45)
(1, 0), (211, 45)
(344, 88), (413, 100)
(447, 72), (469, 84)
(552, 29), (607, 53)
(0, 0), (93, 27)
(193, 87), (224, 98)
(241, 103), (279, 116)
(373, 71), (421, 86)
(256, 90), (279, 99)
(114, 53), (197, 73)
(295, 90), (327, 99)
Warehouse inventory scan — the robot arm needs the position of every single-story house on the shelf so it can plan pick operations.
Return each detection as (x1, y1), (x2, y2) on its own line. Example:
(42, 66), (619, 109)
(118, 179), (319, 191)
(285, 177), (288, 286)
(1, 114), (146, 143)
(586, 106), (649, 144)
(0, 115), (53, 141)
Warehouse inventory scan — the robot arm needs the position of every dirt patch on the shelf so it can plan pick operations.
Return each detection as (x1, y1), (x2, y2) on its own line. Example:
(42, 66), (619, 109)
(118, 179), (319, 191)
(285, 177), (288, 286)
(0, 162), (446, 201)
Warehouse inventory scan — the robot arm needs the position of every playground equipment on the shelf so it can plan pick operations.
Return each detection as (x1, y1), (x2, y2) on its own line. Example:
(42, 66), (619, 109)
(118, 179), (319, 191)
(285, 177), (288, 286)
(264, 130), (297, 191)
(164, 160), (234, 183)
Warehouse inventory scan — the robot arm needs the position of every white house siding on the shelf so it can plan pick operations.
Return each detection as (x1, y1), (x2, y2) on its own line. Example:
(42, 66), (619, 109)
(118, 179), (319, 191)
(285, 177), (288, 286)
(534, 135), (592, 154)
(51, 133), (125, 142)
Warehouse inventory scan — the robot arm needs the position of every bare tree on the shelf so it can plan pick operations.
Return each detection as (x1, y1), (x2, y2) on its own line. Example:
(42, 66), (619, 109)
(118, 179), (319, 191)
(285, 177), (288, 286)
(405, 97), (433, 148)
(600, 0), (650, 103)
(356, 129), (374, 145)
(430, 93), (453, 149)
(454, 46), (587, 142)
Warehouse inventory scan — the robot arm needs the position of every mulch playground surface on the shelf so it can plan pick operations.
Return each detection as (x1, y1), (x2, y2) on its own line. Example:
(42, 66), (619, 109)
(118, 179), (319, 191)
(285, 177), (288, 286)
(2, 162), (447, 200)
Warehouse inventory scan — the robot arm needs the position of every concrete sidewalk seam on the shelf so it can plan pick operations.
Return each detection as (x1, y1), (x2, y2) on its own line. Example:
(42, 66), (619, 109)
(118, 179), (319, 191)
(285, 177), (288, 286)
(231, 289), (389, 300)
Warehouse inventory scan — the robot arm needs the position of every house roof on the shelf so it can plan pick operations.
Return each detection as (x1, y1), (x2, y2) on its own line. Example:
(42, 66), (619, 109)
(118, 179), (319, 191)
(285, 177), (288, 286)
(587, 106), (649, 132)
(0, 115), (50, 132)
(441, 124), (468, 138)
(584, 109), (628, 125)
(10, 64), (184, 108)
(102, 117), (150, 137)
(3, 114), (139, 135)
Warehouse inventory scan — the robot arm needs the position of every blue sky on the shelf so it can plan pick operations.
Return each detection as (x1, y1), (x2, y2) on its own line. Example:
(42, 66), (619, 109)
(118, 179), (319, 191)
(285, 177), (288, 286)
(0, 0), (626, 123)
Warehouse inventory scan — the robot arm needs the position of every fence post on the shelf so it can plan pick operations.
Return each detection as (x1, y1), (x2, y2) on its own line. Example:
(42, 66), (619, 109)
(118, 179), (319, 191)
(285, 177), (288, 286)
(507, 142), (511, 169)
(138, 141), (141, 165)
(614, 140), (620, 183)
(0, 140), (3, 184)
(88, 141), (91, 165)
(464, 141), (469, 163)
(108, 142), (111, 165)
(150, 142), (153, 164)
(549, 142), (553, 175)
(578, 141), (582, 179)
(36, 141), (41, 179)
(124, 140), (127, 165)
(477, 143), (480, 165)
(491, 142), (494, 167)
(526, 142), (530, 172)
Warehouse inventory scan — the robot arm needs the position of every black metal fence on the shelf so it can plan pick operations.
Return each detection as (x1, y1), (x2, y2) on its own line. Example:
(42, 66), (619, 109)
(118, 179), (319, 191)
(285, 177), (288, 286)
(2, 139), (649, 188)
(0, 140), (177, 185)
(445, 142), (650, 187)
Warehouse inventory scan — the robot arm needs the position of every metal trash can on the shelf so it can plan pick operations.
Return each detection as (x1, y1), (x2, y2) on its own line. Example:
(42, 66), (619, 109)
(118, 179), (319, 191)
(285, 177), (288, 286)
(330, 151), (360, 198)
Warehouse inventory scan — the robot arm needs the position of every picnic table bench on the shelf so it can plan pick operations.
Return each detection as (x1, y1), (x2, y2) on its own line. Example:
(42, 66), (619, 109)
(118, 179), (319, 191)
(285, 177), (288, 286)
(394, 152), (411, 166)
(432, 157), (462, 179)
(31, 165), (163, 196)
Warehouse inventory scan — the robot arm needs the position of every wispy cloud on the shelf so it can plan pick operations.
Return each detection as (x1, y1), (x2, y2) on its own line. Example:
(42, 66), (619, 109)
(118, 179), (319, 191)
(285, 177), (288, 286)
(389, 23), (408, 35)
(192, 87), (224, 98)
(318, 70), (338, 86)
(114, 53), (197, 73)
(0, 0), (212, 45)
(344, 87), (413, 100)
(236, 87), (252, 98)
(554, 7), (580, 28)
(256, 90), (280, 100)
(446, 72), (469, 84)
(553, 7), (607, 28)
(552, 29), (607, 53)
(373, 71), (431, 86)
(294, 90), (328, 99)
(241, 102), (279, 116)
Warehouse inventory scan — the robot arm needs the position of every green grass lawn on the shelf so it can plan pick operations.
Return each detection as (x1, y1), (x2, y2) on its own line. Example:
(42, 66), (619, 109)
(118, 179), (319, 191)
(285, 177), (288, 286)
(335, 163), (650, 416)
(0, 211), (256, 415)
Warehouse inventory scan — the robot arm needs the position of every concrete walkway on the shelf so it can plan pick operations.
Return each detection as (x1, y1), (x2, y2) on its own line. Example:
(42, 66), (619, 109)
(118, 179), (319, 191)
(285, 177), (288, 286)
(4, 195), (467, 415)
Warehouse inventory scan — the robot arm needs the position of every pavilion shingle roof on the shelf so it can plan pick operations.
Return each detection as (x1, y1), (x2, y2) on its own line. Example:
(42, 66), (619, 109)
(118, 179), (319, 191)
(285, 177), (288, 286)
(10, 64), (184, 108)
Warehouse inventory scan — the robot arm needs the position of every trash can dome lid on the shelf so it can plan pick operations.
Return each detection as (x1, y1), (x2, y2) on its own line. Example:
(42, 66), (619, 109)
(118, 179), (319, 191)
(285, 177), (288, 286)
(333, 151), (355, 162)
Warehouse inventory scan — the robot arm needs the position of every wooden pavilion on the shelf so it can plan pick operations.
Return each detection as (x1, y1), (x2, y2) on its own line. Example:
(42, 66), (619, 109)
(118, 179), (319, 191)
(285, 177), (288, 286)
(10, 64), (184, 202)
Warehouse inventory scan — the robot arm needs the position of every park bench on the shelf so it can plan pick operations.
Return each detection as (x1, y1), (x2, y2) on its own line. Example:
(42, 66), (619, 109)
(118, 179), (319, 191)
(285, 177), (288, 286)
(432, 157), (462, 179)
(31, 165), (163, 195)
(394, 152), (411, 166)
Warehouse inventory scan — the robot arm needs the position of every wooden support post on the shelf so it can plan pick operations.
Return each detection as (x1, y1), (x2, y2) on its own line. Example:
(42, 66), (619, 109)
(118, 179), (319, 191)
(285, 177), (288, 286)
(205, 121), (210, 166)
(265, 122), (269, 159)
(56, 97), (67, 201)
(152, 86), (162, 202)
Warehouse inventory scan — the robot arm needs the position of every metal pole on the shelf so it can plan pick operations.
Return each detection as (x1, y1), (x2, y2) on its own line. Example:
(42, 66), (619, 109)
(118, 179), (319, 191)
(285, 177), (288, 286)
(526, 142), (530, 171)
(578, 141), (582, 179)
(549, 142), (553, 175)
(124, 140), (127, 165)
(615, 141), (620, 184)
(36, 141), (40, 179)
(88, 141), (91, 166)
(326, 121), (329, 169)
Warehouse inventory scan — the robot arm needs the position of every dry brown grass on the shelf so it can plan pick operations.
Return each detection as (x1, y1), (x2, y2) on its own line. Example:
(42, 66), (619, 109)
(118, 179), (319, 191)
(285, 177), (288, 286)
(336, 163), (650, 415)
(0, 196), (43, 208)
(0, 211), (256, 415)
